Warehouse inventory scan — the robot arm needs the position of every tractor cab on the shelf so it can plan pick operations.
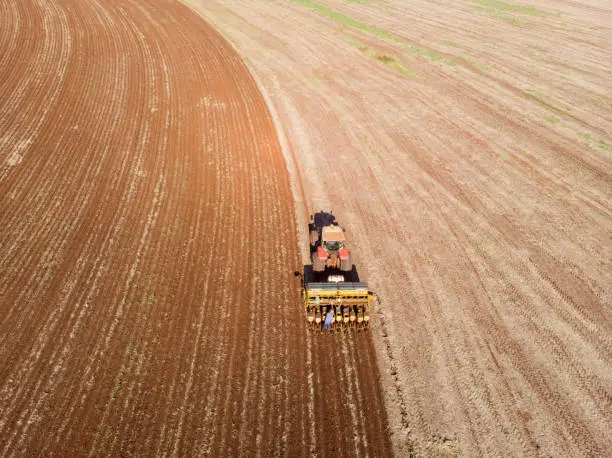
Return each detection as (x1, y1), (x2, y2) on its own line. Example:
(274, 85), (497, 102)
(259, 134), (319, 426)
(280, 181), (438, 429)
(321, 225), (345, 252)
(303, 211), (373, 330)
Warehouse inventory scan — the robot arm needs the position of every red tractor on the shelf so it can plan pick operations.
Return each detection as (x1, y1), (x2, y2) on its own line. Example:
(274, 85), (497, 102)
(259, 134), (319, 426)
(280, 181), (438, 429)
(309, 211), (352, 273)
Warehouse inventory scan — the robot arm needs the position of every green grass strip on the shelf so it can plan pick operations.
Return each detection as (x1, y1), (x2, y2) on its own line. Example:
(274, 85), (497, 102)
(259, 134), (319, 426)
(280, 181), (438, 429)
(474, 0), (552, 16)
(290, 0), (441, 61)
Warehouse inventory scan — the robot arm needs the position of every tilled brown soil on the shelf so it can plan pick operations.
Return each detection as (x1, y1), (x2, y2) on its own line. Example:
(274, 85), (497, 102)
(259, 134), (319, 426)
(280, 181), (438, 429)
(0, 1), (391, 455)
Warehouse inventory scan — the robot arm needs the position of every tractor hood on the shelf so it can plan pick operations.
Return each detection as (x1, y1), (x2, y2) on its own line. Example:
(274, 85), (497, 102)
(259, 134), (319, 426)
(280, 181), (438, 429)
(322, 225), (346, 243)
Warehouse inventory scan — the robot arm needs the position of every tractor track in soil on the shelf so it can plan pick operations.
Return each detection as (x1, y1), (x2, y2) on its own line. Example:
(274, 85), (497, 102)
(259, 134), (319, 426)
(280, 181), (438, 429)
(0, 1), (391, 455)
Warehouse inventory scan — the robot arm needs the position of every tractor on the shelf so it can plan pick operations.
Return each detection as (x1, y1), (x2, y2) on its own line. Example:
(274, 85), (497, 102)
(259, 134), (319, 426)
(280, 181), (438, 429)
(298, 211), (377, 330)
(309, 211), (352, 272)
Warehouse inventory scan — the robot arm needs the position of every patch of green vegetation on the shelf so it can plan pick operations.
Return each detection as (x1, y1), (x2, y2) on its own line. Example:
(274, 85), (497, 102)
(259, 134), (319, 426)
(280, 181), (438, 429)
(376, 54), (393, 64)
(344, 37), (368, 50)
(443, 40), (460, 48)
(578, 132), (612, 151)
(577, 132), (592, 148)
(290, 0), (315, 6)
(369, 51), (416, 77)
(469, 59), (490, 71)
(497, 12), (521, 24)
(346, 39), (417, 78)
(544, 116), (560, 125)
(472, 0), (559, 24)
(475, 0), (548, 16)
(289, 0), (445, 63)
(523, 88), (565, 115)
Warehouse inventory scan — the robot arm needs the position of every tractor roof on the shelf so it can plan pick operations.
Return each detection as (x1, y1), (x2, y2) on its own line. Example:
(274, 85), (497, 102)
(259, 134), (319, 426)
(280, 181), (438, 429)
(322, 225), (346, 242)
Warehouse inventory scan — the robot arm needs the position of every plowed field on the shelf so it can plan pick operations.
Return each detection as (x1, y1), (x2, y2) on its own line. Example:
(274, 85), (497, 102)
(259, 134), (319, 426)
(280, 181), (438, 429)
(188, 0), (612, 456)
(0, 1), (390, 455)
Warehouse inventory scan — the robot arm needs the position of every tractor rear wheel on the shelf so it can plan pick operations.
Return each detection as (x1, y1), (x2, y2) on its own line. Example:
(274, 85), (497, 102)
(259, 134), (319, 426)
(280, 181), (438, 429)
(312, 253), (326, 272)
(340, 254), (352, 272)
(309, 230), (319, 246)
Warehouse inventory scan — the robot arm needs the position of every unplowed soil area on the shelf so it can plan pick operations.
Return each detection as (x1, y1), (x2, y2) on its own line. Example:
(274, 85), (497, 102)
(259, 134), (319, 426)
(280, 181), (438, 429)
(0, 1), (390, 455)
(188, 0), (612, 456)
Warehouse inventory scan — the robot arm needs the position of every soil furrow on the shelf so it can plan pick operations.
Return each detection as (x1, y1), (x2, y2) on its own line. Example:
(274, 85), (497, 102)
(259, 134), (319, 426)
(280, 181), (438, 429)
(0, 1), (392, 456)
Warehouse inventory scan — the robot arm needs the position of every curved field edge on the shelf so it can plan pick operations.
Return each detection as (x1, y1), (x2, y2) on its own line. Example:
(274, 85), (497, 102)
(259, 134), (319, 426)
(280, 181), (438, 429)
(182, 1), (395, 454)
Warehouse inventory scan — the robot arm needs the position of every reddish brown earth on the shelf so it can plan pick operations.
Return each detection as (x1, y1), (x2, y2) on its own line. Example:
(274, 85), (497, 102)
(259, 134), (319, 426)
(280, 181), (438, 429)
(188, 0), (612, 456)
(0, 0), (391, 455)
